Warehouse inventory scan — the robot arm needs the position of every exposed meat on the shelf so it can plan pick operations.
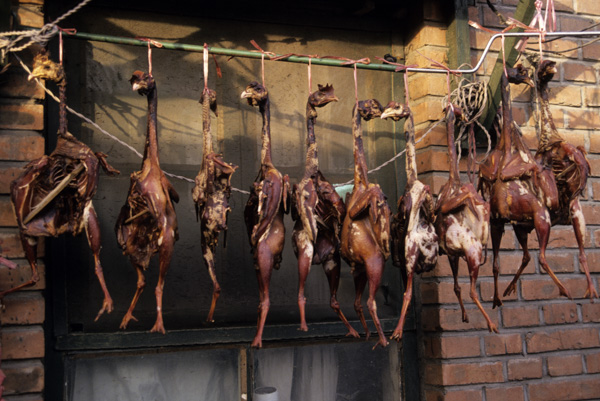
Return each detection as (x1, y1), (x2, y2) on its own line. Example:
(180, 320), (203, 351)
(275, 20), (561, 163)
(381, 101), (438, 341)
(478, 65), (568, 307)
(291, 84), (358, 336)
(534, 60), (597, 300)
(340, 99), (391, 349)
(7, 50), (119, 320)
(115, 71), (179, 334)
(241, 82), (291, 348)
(435, 105), (495, 332)
(192, 87), (238, 322)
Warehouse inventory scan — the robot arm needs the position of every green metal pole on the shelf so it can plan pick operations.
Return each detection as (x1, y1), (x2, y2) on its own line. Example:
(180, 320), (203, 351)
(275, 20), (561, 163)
(69, 31), (401, 72)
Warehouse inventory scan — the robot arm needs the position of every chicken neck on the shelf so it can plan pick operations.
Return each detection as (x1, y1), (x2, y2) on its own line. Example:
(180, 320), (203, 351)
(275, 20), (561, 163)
(352, 104), (369, 189)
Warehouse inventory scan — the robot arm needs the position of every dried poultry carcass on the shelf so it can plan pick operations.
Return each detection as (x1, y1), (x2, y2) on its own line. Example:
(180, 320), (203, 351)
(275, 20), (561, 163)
(340, 99), (391, 349)
(478, 65), (567, 307)
(436, 105), (496, 332)
(7, 50), (119, 320)
(291, 84), (358, 336)
(241, 81), (291, 348)
(115, 71), (179, 334)
(534, 60), (596, 300)
(381, 101), (438, 341)
(192, 87), (238, 322)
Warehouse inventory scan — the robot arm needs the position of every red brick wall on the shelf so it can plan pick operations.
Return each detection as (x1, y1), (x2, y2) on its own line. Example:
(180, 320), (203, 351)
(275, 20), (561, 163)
(416, 1), (600, 400)
(0, 1), (46, 400)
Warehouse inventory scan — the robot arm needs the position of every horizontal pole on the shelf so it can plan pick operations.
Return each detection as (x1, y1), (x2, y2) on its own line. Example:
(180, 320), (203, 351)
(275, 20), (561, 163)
(68, 30), (600, 75)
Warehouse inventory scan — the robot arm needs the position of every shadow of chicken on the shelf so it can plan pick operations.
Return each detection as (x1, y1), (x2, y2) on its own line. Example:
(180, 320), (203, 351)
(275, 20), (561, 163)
(7, 50), (119, 320)
(241, 81), (291, 348)
(534, 60), (596, 300)
(291, 84), (358, 337)
(436, 105), (495, 332)
(340, 99), (391, 349)
(115, 71), (179, 334)
(478, 64), (568, 307)
(192, 87), (237, 322)
(381, 101), (438, 341)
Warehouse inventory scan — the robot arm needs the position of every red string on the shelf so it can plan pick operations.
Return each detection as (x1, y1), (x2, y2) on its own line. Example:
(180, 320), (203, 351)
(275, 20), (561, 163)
(56, 27), (76, 65)
(203, 43), (209, 91)
(403, 72), (410, 110)
(353, 63), (358, 107)
(374, 56), (417, 73)
(136, 37), (163, 77)
(308, 57), (312, 95)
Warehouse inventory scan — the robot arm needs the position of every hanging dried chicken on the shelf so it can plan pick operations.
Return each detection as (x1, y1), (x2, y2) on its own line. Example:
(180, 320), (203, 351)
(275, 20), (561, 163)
(291, 84), (358, 336)
(381, 101), (438, 341)
(478, 65), (567, 306)
(7, 50), (119, 320)
(192, 86), (237, 322)
(241, 81), (290, 348)
(115, 71), (179, 334)
(340, 99), (391, 349)
(435, 105), (495, 332)
(534, 60), (596, 300)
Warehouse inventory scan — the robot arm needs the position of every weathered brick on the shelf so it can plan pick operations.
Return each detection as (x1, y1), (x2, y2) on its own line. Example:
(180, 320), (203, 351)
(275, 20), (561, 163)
(414, 124), (448, 150)
(15, 3), (44, 28)
(0, 131), (45, 162)
(543, 302), (578, 324)
(584, 87), (600, 107)
(545, 252), (575, 274)
(526, 327), (600, 353)
(425, 388), (482, 401)
(0, 104), (44, 131)
(421, 281), (470, 305)
(480, 279), (518, 303)
(565, 109), (600, 129)
(562, 62), (597, 83)
(484, 333), (523, 356)
(561, 15), (595, 33)
(583, 251), (600, 273)
(1, 359), (44, 395)
(543, 39), (580, 59)
(528, 377), (600, 401)
(425, 361), (503, 386)
(422, 306), (499, 332)
(410, 25), (448, 49)
(583, 42), (600, 60)
(0, 262), (46, 292)
(412, 99), (445, 127)
(485, 385), (524, 401)
(547, 354), (583, 376)
(575, 0), (600, 14)
(521, 278), (563, 300)
(0, 291), (45, 325)
(502, 305), (540, 327)
(581, 302), (600, 323)
(1, 326), (44, 359)
(479, 251), (525, 277)
(424, 335), (481, 359)
(528, 226), (592, 249)
(0, 164), (27, 194)
(0, 197), (17, 226)
(0, 230), (43, 259)
(0, 68), (45, 99)
(507, 357), (543, 380)
(585, 352), (600, 373)
(547, 85), (582, 107)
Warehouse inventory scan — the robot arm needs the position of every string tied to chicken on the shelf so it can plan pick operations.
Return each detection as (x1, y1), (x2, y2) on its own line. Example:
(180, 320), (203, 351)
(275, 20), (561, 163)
(135, 37), (163, 77)
(57, 27), (76, 66)
(250, 40), (277, 87)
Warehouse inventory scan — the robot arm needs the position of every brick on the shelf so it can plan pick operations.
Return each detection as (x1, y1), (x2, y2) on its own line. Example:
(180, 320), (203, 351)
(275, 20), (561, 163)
(410, 75), (449, 104)
(582, 302), (600, 322)
(507, 357), (543, 380)
(1, 326), (44, 359)
(549, 0), (574, 11)
(590, 135), (600, 153)
(15, 4), (43, 28)
(590, 158), (600, 177)
(548, 85), (582, 107)
(584, 87), (600, 107)
(484, 333), (523, 356)
(421, 281), (470, 305)
(471, 30), (502, 51)
(424, 335), (481, 359)
(521, 278), (562, 300)
(412, 100), (445, 126)
(528, 226), (592, 249)
(485, 385), (524, 401)
(405, 48), (448, 73)
(543, 302), (578, 324)
(425, 388), (482, 401)
(581, 201), (600, 224)
(482, 5), (514, 28)
(545, 252), (575, 274)
(0, 230), (43, 259)
(422, 306), (499, 332)
(526, 327), (600, 353)
(0, 291), (44, 325)
(585, 352), (600, 373)
(561, 15), (595, 32)
(0, 164), (27, 194)
(480, 279), (518, 303)
(575, 0), (600, 14)
(583, 42), (600, 60)
(0, 68), (45, 99)
(503, 305), (540, 327)
(418, 173), (448, 198)
(528, 377), (600, 401)
(584, 251), (600, 273)
(0, 131), (45, 162)
(547, 354), (583, 376)
(2, 360), (44, 395)
(0, 197), (17, 226)
(543, 39), (580, 59)
(479, 251), (524, 277)
(410, 25), (448, 49)
(562, 62), (597, 83)
(0, 104), (44, 131)
(0, 262), (46, 292)
(565, 109), (600, 130)
(414, 124), (447, 150)
(425, 361), (504, 386)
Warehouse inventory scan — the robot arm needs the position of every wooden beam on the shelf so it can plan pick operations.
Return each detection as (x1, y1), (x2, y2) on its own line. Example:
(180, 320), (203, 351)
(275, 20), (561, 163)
(479, 0), (537, 132)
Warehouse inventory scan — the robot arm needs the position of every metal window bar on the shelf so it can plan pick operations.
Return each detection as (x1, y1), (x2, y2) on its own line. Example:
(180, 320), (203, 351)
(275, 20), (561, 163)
(69, 30), (600, 74)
